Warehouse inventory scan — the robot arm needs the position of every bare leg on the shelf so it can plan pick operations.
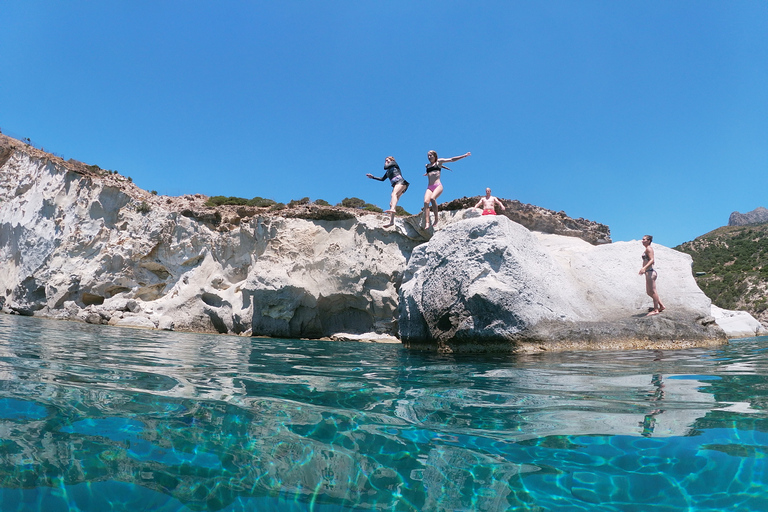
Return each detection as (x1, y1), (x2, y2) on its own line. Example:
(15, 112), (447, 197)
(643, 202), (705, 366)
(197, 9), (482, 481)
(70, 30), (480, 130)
(431, 199), (439, 226)
(385, 184), (404, 213)
(384, 184), (406, 227)
(422, 202), (431, 228)
(645, 272), (663, 315)
(422, 189), (432, 228)
(422, 183), (442, 229)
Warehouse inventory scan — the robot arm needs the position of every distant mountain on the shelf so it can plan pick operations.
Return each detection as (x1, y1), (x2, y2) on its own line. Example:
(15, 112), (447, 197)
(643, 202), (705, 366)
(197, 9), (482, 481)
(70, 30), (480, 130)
(729, 206), (768, 226)
(675, 223), (768, 326)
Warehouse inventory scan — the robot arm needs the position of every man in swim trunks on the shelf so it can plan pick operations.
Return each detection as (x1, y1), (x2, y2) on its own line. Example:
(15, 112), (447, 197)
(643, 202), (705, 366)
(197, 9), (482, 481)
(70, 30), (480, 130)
(474, 188), (506, 216)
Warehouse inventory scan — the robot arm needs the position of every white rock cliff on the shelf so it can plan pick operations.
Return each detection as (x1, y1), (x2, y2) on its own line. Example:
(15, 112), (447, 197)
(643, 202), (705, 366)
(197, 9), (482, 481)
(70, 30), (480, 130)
(0, 135), (762, 349)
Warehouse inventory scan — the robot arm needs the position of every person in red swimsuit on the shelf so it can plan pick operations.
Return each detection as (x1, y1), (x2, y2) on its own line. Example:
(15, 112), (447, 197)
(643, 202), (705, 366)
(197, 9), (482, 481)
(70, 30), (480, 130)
(474, 188), (505, 216)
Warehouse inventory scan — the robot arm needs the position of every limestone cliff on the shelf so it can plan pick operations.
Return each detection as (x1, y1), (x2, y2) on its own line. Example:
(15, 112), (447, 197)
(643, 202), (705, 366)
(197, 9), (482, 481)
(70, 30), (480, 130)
(0, 134), (611, 338)
(0, 134), (761, 348)
(0, 135), (431, 336)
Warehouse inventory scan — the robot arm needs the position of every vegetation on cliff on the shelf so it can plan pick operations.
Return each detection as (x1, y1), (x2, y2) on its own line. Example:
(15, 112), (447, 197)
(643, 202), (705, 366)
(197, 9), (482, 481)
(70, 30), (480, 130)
(675, 223), (768, 324)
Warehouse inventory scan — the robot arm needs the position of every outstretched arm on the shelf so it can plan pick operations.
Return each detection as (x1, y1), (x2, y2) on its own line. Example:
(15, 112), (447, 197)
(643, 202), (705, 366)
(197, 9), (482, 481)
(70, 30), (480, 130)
(438, 152), (471, 164)
(366, 173), (387, 181)
(474, 198), (483, 209)
(494, 197), (506, 211)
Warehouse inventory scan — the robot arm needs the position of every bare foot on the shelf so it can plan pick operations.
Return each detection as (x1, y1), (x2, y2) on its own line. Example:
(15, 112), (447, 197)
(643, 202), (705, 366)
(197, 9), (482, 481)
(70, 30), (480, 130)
(658, 305), (666, 313)
(384, 209), (395, 213)
(646, 309), (660, 317)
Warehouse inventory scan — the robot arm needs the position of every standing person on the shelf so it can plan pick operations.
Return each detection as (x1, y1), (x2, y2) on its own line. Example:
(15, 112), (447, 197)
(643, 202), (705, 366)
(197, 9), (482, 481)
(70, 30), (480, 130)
(422, 150), (471, 228)
(474, 187), (506, 215)
(366, 156), (409, 228)
(639, 235), (665, 316)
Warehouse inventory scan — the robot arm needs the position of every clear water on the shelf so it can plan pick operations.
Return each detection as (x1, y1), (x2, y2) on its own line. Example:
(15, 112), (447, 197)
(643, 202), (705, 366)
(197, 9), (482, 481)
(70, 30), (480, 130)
(0, 315), (767, 511)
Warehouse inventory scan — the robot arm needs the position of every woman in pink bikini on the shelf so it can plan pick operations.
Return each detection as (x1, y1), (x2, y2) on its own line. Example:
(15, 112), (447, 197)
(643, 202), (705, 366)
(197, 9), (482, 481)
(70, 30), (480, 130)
(422, 150), (471, 228)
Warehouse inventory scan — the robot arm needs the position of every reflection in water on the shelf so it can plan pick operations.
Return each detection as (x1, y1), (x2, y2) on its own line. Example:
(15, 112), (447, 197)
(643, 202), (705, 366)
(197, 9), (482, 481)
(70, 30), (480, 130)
(0, 315), (767, 510)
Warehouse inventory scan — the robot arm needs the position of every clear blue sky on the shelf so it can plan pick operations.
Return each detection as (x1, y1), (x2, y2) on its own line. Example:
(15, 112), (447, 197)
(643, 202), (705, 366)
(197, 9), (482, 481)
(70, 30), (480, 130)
(2, 1), (766, 247)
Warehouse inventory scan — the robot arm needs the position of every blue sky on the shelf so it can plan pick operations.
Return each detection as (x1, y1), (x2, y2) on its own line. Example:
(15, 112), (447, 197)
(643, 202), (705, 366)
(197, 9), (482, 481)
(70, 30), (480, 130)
(1, 1), (766, 247)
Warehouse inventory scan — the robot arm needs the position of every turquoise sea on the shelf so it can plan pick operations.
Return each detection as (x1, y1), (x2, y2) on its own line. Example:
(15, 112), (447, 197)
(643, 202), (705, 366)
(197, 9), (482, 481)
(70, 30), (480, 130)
(0, 314), (767, 511)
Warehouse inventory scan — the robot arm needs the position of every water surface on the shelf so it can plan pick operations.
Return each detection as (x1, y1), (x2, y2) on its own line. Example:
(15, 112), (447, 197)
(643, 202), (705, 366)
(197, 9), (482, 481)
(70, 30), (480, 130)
(0, 314), (767, 511)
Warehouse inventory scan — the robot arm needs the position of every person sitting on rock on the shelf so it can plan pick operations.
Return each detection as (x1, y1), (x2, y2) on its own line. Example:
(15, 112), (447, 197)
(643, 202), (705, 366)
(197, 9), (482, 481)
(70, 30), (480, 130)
(366, 156), (409, 228)
(474, 187), (506, 216)
(639, 235), (665, 316)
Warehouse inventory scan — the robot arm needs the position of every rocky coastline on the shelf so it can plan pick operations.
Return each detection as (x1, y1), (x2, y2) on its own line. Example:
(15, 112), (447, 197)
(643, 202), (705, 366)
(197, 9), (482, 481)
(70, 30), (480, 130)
(0, 134), (763, 351)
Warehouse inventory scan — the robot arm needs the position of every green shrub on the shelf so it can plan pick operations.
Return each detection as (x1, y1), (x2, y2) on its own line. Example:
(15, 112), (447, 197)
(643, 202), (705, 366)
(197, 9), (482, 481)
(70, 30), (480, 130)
(270, 202), (285, 211)
(340, 197), (366, 208)
(136, 201), (151, 214)
(206, 196), (249, 207)
(150, 190), (158, 195)
(288, 197), (310, 207)
(364, 204), (383, 213)
(395, 205), (410, 216)
(248, 196), (277, 207)
(315, 199), (330, 206)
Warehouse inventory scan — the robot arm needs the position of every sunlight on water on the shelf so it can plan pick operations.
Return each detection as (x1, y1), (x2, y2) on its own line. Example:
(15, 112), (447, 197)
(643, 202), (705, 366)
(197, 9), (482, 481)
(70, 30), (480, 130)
(0, 314), (767, 511)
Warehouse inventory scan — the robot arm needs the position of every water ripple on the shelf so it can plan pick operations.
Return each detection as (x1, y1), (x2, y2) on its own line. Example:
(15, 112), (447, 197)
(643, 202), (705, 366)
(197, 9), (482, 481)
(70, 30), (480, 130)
(1, 315), (768, 511)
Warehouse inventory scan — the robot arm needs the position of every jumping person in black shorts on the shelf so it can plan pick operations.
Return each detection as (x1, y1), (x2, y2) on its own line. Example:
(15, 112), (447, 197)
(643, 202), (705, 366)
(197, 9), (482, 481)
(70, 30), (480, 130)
(367, 156), (409, 228)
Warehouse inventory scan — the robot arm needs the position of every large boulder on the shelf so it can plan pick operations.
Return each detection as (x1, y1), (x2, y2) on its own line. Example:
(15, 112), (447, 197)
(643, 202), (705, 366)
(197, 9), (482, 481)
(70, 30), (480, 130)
(711, 305), (768, 338)
(399, 216), (727, 352)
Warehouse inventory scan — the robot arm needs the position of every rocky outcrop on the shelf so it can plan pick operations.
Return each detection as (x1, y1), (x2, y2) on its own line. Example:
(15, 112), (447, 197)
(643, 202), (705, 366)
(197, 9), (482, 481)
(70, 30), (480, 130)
(399, 215), (730, 352)
(0, 135), (428, 336)
(442, 196), (611, 245)
(0, 134), (619, 339)
(711, 305), (766, 338)
(728, 206), (768, 226)
(0, 134), (760, 350)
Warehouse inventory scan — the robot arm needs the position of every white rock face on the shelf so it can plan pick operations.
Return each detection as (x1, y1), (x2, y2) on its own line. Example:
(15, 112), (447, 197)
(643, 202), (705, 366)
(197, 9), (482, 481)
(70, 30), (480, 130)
(1, 138), (761, 349)
(0, 141), (423, 337)
(399, 216), (731, 352)
(711, 305), (768, 338)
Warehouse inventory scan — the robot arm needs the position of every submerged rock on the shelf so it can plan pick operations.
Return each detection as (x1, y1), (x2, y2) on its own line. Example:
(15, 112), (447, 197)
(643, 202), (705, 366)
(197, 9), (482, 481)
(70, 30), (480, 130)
(399, 216), (728, 352)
